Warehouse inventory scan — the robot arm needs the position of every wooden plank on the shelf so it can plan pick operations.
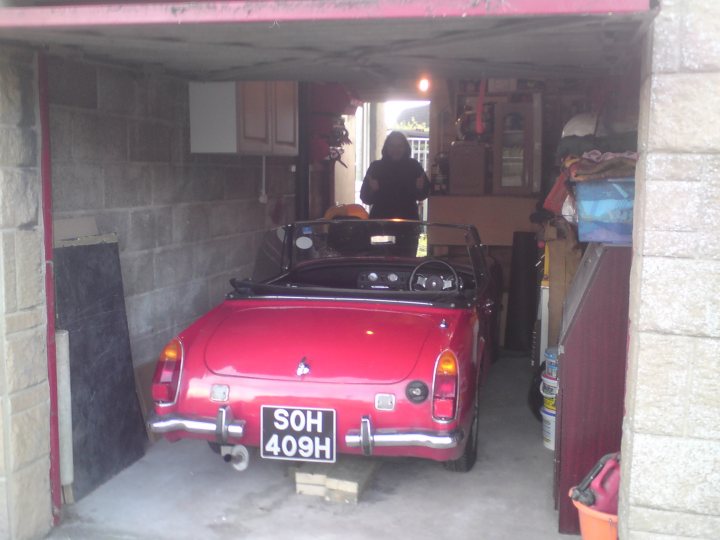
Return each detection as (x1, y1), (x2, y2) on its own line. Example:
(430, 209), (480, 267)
(296, 483), (327, 497)
(547, 227), (582, 347)
(294, 462), (329, 486)
(427, 195), (539, 246)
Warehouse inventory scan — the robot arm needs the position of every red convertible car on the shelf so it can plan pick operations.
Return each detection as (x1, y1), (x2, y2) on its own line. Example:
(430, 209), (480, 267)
(149, 219), (499, 472)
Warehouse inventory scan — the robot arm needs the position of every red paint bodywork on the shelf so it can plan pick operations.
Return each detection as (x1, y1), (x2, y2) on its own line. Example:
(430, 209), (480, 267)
(152, 220), (500, 465)
(156, 297), (491, 462)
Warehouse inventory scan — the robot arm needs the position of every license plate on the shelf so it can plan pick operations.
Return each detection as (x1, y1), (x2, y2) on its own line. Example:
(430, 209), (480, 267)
(260, 406), (336, 463)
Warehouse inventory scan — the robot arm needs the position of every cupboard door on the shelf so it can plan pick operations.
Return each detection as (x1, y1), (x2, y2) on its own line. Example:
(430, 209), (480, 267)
(448, 142), (487, 195)
(237, 81), (273, 154)
(492, 102), (534, 196)
(189, 82), (238, 153)
(272, 81), (299, 156)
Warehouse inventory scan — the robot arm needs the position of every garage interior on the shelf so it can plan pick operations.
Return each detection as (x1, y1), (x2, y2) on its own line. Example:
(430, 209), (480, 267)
(1, 1), (719, 539)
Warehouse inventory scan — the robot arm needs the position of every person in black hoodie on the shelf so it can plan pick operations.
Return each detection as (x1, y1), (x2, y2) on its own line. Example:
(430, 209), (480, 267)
(360, 131), (430, 219)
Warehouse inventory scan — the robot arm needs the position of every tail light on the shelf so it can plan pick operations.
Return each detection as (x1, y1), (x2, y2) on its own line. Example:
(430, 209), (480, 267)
(152, 338), (183, 405)
(432, 350), (458, 421)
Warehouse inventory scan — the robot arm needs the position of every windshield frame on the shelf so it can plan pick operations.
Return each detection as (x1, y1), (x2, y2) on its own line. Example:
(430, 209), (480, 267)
(241, 220), (492, 305)
(288, 219), (480, 266)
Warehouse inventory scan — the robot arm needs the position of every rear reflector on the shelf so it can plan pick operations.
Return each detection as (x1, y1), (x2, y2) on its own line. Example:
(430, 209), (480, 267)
(433, 398), (456, 420)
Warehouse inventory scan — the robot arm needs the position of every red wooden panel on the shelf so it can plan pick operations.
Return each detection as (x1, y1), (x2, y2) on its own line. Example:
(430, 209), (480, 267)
(0, 1), (652, 29)
(555, 245), (631, 534)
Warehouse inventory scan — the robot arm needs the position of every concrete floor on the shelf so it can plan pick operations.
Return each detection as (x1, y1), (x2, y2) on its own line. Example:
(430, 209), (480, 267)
(47, 354), (577, 540)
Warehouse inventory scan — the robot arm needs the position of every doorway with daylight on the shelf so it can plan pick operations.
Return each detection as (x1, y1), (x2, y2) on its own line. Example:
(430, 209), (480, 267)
(333, 100), (431, 219)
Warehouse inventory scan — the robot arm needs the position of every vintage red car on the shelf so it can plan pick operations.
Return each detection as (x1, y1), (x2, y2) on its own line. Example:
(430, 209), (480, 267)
(148, 219), (500, 472)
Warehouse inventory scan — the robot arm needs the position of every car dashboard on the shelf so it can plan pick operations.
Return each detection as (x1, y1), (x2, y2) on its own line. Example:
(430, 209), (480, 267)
(274, 261), (472, 293)
(356, 269), (412, 290)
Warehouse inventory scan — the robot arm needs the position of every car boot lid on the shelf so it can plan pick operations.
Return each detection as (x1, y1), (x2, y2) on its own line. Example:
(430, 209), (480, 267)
(202, 304), (440, 384)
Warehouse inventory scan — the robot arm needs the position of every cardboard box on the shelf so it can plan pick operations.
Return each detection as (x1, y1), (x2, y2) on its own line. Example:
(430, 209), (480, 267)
(575, 179), (634, 244)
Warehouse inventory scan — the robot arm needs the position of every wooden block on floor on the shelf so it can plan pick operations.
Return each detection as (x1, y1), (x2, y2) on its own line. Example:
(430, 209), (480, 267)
(325, 487), (359, 504)
(325, 457), (379, 496)
(293, 461), (329, 486)
(296, 483), (327, 497)
(293, 457), (380, 504)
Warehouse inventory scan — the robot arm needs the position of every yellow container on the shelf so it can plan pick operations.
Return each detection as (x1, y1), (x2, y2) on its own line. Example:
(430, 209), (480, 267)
(540, 376), (558, 411)
(543, 395), (556, 410)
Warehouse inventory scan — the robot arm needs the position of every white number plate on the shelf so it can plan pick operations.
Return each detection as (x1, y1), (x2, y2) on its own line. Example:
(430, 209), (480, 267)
(260, 406), (336, 463)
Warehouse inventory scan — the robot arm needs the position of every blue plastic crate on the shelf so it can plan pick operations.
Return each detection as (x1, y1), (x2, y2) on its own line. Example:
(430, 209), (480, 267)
(575, 179), (634, 244)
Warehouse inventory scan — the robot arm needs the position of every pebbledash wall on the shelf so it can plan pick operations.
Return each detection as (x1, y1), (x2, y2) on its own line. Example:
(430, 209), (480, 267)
(0, 48), (52, 538)
(620, 1), (720, 538)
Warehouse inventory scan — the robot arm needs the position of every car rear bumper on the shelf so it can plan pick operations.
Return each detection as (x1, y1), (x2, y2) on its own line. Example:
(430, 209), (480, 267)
(148, 406), (246, 443)
(149, 409), (462, 456)
(345, 415), (463, 455)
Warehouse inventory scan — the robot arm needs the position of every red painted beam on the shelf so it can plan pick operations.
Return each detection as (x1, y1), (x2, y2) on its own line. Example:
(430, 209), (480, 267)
(38, 53), (62, 525)
(0, 0), (651, 28)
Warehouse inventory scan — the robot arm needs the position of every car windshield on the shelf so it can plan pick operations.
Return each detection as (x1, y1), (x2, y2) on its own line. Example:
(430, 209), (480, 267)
(252, 220), (482, 282)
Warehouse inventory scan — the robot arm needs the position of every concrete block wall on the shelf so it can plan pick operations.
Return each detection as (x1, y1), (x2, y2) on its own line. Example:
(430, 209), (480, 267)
(48, 56), (296, 372)
(621, 1), (720, 538)
(0, 47), (53, 539)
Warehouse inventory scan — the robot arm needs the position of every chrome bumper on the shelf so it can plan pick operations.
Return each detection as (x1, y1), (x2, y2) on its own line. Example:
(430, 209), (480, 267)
(345, 416), (463, 456)
(148, 406), (245, 444)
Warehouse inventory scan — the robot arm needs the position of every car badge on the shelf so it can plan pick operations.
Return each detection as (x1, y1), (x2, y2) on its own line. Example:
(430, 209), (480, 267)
(296, 358), (310, 377)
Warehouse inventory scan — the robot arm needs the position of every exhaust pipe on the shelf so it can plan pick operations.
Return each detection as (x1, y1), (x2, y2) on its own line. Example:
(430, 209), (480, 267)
(221, 445), (250, 472)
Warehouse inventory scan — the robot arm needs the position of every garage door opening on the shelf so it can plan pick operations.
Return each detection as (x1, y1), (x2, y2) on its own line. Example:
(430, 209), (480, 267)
(0, 2), (664, 538)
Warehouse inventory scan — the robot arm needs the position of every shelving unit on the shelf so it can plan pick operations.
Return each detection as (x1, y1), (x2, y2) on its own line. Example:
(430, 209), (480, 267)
(493, 102), (535, 195)
(442, 81), (541, 197)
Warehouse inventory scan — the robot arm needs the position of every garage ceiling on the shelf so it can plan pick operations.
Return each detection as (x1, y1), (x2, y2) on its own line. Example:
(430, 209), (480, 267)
(0, 1), (656, 95)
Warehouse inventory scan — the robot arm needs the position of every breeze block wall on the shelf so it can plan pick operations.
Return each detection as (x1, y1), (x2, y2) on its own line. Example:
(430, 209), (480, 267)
(48, 56), (296, 374)
(620, 1), (720, 538)
(0, 46), (53, 540)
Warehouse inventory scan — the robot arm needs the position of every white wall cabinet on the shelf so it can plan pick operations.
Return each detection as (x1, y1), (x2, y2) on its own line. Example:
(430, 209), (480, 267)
(189, 80), (298, 156)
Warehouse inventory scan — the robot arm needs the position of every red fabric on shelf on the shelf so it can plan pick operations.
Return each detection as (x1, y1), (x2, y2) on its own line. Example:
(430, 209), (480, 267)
(544, 170), (570, 214)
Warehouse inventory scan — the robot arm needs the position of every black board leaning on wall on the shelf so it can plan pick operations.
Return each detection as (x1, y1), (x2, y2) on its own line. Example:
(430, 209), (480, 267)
(504, 231), (539, 351)
(54, 234), (146, 500)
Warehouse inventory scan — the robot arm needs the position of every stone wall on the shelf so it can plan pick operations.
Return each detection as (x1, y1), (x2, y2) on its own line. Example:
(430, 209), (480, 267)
(48, 56), (296, 373)
(0, 47), (53, 539)
(621, 1), (720, 538)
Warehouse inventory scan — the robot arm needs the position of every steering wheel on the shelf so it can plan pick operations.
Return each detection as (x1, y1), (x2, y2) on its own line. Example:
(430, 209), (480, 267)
(409, 259), (459, 292)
